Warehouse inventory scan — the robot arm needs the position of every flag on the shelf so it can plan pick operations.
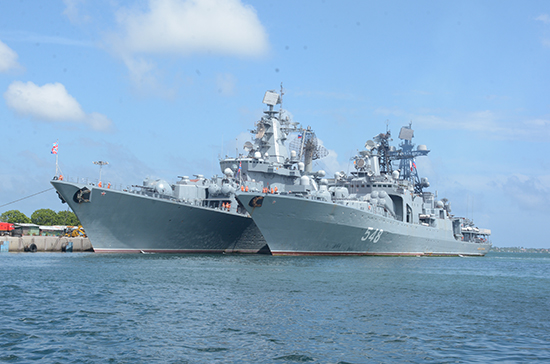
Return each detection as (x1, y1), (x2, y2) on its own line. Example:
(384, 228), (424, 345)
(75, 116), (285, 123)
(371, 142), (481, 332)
(51, 142), (58, 155)
(410, 160), (412, 172)
(297, 134), (302, 139)
(412, 160), (417, 170)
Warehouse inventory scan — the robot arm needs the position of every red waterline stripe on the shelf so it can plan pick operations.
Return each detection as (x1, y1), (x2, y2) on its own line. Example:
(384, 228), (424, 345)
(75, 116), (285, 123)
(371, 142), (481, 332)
(271, 251), (485, 257)
(93, 249), (227, 254)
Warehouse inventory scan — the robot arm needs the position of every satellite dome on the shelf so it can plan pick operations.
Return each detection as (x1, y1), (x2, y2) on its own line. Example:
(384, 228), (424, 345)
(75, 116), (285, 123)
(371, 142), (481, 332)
(392, 170), (400, 179)
(371, 191), (379, 198)
(221, 184), (235, 195)
(298, 162), (305, 171)
(224, 168), (234, 177)
(291, 150), (297, 158)
(417, 145), (428, 151)
(155, 179), (172, 195)
(254, 151), (261, 159)
(208, 184), (221, 195)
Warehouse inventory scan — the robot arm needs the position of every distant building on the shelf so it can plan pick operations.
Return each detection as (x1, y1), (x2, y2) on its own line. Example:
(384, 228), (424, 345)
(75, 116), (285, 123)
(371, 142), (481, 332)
(39, 226), (66, 237)
(13, 223), (40, 236)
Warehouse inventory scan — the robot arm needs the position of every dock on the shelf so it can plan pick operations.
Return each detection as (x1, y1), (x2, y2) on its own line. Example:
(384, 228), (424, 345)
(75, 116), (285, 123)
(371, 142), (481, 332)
(0, 236), (93, 252)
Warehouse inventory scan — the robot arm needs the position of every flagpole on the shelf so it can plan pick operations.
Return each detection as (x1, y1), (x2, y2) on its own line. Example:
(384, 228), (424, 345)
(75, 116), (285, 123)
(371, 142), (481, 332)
(56, 139), (59, 177)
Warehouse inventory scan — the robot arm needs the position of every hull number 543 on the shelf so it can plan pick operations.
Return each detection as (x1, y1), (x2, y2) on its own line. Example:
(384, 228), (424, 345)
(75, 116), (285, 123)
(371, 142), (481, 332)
(361, 228), (383, 243)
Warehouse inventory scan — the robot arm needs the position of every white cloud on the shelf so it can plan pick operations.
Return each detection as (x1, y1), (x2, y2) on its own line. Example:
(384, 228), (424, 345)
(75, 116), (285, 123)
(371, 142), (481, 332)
(374, 107), (550, 142)
(107, 0), (269, 92)
(535, 14), (550, 48)
(114, 0), (268, 57)
(3, 81), (113, 132)
(0, 40), (22, 73)
(0, 31), (93, 47)
(536, 14), (550, 24)
(62, 0), (91, 24)
(501, 174), (550, 212)
(121, 56), (176, 98)
(216, 73), (236, 96)
(316, 148), (350, 177)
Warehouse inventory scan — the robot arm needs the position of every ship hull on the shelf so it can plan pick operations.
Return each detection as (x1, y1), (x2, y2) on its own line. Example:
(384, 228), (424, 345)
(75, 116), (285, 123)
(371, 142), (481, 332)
(52, 180), (268, 253)
(237, 193), (491, 256)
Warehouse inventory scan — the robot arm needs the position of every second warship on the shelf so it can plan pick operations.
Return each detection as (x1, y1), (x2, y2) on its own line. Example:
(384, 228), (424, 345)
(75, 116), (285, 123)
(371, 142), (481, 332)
(237, 124), (492, 256)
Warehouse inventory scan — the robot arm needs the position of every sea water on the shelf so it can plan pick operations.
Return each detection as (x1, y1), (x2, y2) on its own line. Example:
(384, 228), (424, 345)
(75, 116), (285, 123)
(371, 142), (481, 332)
(1, 252), (549, 363)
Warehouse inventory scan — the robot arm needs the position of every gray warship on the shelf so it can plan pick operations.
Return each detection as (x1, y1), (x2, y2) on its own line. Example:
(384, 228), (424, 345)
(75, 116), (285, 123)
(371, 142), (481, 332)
(237, 124), (492, 256)
(51, 89), (323, 253)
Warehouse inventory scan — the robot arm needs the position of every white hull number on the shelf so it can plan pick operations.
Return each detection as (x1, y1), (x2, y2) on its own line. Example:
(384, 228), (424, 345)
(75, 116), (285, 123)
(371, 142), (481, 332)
(361, 227), (383, 243)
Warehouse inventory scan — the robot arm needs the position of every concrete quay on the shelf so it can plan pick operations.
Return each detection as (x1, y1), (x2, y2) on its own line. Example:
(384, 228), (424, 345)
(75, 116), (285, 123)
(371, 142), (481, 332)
(0, 236), (93, 253)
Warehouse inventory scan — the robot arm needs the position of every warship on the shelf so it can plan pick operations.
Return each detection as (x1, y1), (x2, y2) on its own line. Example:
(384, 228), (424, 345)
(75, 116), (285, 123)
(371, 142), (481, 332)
(51, 89), (324, 253)
(237, 124), (492, 256)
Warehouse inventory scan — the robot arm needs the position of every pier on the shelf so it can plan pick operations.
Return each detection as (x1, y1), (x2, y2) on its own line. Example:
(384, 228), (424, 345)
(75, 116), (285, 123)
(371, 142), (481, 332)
(0, 236), (92, 253)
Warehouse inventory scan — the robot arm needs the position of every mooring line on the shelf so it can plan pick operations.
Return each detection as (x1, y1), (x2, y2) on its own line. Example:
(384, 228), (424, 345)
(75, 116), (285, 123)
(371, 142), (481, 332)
(0, 188), (55, 208)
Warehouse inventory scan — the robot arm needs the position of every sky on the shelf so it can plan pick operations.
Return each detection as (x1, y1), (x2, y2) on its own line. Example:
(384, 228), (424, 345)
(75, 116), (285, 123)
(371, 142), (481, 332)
(1, 0), (549, 248)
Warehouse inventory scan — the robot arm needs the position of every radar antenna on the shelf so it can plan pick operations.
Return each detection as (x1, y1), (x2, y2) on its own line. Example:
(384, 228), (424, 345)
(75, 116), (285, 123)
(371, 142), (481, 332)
(289, 126), (328, 173)
(389, 123), (430, 193)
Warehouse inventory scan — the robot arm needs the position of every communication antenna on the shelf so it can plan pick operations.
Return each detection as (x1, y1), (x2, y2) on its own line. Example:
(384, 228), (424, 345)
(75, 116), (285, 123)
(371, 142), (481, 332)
(243, 141), (254, 153)
(289, 127), (329, 173)
(279, 83), (285, 115)
(93, 161), (109, 183)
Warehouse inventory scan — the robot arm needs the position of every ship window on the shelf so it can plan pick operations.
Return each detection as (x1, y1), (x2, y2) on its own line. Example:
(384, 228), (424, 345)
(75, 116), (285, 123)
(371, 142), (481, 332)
(362, 185), (365, 188)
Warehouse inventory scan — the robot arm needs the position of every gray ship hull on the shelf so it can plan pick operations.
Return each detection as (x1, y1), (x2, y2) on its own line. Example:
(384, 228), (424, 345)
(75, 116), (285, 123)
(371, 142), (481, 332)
(52, 180), (268, 253)
(237, 193), (491, 256)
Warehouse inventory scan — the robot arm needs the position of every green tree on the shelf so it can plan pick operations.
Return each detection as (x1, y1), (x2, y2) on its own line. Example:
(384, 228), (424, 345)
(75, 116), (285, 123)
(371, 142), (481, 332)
(31, 208), (58, 226)
(56, 210), (80, 226)
(0, 210), (31, 223)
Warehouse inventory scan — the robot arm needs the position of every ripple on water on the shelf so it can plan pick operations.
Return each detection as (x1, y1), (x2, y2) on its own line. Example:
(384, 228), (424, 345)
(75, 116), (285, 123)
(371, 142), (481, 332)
(0, 253), (549, 363)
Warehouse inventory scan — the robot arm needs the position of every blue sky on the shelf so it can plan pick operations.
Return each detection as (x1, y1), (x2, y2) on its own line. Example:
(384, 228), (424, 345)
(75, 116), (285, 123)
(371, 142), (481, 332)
(1, 0), (549, 248)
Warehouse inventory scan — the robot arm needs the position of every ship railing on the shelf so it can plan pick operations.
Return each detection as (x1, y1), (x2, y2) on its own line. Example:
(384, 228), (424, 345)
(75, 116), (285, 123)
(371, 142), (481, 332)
(56, 175), (130, 192)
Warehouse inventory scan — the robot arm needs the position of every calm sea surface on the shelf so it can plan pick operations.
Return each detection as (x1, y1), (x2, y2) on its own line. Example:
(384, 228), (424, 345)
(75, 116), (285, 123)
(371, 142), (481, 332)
(1, 252), (549, 363)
